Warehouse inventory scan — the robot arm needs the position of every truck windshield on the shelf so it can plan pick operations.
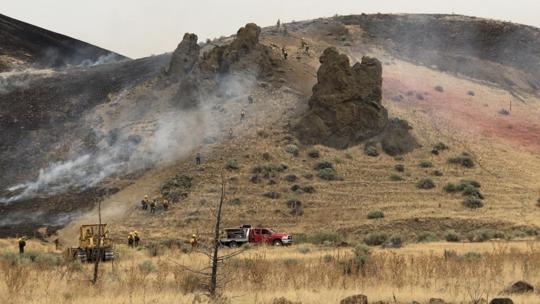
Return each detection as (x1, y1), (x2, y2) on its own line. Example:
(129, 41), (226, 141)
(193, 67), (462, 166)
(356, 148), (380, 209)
(262, 229), (273, 234)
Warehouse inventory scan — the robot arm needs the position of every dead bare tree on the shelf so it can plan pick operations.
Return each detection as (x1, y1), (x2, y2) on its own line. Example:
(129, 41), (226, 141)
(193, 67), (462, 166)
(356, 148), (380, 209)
(92, 197), (102, 285)
(169, 171), (246, 299)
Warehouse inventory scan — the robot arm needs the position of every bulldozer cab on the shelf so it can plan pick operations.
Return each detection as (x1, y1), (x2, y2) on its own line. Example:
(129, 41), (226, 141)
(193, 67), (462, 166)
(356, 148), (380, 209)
(79, 224), (112, 248)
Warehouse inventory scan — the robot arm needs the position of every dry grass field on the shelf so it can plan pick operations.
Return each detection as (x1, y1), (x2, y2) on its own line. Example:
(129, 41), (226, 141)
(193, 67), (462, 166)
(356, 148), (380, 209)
(1, 239), (539, 303)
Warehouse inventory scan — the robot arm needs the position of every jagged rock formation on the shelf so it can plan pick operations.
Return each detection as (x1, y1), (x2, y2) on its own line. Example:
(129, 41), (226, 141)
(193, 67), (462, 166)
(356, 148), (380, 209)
(167, 33), (200, 78)
(166, 33), (203, 108)
(295, 47), (388, 149)
(203, 23), (276, 77)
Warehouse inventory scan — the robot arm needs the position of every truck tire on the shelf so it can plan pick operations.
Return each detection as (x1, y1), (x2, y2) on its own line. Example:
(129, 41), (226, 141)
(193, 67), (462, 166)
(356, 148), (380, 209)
(229, 241), (238, 248)
(272, 239), (283, 246)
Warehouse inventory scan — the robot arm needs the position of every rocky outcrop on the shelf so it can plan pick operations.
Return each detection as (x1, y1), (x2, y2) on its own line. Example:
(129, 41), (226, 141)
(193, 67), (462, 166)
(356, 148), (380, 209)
(167, 33), (200, 78)
(295, 47), (388, 149)
(203, 23), (276, 78)
(340, 294), (368, 304)
(166, 33), (203, 108)
(504, 281), (534, 294)
(381, 118), (419, 156)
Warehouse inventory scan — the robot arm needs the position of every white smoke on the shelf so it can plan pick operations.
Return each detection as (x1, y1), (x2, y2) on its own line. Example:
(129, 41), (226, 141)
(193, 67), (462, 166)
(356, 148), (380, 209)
(77, 53), (125, 67)
(0, 72), (255, 204)
(0, 68), (58, 94)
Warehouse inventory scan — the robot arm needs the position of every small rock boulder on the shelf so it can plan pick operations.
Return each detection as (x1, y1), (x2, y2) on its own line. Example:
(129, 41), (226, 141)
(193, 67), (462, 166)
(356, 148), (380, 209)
(505, 281), (534, 294)
(167, 33), (200, 78)
(340, 294), (368, 304)
(490, 298), (514, 304)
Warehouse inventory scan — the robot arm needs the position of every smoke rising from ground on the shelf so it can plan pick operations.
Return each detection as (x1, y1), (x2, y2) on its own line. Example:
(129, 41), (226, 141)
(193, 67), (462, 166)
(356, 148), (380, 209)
(0, 71), (255, 204)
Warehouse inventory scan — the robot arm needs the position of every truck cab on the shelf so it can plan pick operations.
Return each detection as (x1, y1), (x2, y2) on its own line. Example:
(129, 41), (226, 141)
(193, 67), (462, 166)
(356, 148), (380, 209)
(249, 227), (292, 246)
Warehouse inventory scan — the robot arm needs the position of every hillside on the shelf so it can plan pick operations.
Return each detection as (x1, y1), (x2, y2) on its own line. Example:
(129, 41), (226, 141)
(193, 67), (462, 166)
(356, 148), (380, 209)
(0, 13), (126, 71)
(0, 14), (538, 248)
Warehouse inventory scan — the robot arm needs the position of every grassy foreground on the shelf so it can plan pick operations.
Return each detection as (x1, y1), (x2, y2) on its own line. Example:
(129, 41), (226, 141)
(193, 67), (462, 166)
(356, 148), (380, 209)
(0, 239), (539, 303)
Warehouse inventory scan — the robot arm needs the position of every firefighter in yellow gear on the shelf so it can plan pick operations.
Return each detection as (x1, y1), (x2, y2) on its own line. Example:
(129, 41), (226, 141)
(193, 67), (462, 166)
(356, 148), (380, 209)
(128, 232), (134, 248)
(18, 237), (27, 254)
(189, 234), (199, 249)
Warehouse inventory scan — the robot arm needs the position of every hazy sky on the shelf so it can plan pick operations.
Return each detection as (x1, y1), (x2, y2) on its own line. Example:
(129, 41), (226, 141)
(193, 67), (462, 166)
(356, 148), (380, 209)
(2, 0), (540, 58)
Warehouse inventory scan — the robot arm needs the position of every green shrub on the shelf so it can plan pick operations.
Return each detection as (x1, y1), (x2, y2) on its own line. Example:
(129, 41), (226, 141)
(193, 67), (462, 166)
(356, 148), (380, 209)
(387, 235), (403, 248)
(463, 196), (484, 209)
(390, 174), (404, 181)
(444, 230), (460, 242)
(462, 185), (484, 199)
(419, 160), (433, 168)
(433, 142), (449, 151)
(228, 198), (241, 205)
(364, 232), (388, 246)
(314, 160), (334, 170)
(364, 145), (379, 157)
(225, 159), (239, 170)
(307, 148), (320, 158)
(308, 231), (343, 245)
(467, 229), (505, 242)
(394, 164), (405, 172)
(317, 168), (337, 180)
(323, 254), (334, 263)
(292, 233), (307, 244)
(460, 179), (481, 188)
(367, 210), (384, 219)
(416, 178), (436, 189)
(285, 144), (299, 156)
(417, 231), (438, 243)
(435, 85), (444, 92)
(448, 153), (474, 168)
(462, 251), (482, 260)
(394, 156), (404, 161)
(444, 183), (457, 193)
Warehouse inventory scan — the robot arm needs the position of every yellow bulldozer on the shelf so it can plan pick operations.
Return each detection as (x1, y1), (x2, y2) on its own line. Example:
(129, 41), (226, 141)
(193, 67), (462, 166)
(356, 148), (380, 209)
(66, 224), (115, 263)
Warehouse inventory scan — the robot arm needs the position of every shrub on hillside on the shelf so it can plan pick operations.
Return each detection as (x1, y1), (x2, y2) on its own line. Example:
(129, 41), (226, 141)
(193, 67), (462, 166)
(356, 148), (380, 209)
(263, 192), (281, 199)
(314, 160), (334, 170)
(467, 229), (505, 242)
(462, 185), (484, 199)
(460, 179), (481, 188)
(416, 178), (436, 189)
(444, 230), (460, 242)
(435, 85), (444, 92)
(419, 160), (433, 168)
(307, 148), (320, 158)
(364, 145), (379, 157)
(367, 210), (384, 219)
(394, 164), (405, 172)
(463, 196), (484, 209)
(318, 168), (337, 180)
(285, 144), (299, 156)
(308, 231), (343, 245)
(444, 183), (458, 193)
(364, 232), (388, 246)
(226, 159), (239, 170)
(467, 90), (475, 96)
(417, 231), (438, 243)
(433, 142), (449, 152)
(448, 152), (474, 168)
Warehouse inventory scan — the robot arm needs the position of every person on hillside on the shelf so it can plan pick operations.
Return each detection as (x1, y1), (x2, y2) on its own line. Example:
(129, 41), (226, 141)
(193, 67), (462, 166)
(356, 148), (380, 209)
(281, 46), (288, 60)
(195, 153), (201, 165)
(150, 199), (157, 214)
(133, 231), (140, 247)
(128, 233), (134, 248)
(229, 128), (233, 138)
(141, 195), (149, 210)
(18, 237), (26, 254)
(240, 109), (245, 121)
(163, 199), (169, 211)
(190, 234), (199, 249)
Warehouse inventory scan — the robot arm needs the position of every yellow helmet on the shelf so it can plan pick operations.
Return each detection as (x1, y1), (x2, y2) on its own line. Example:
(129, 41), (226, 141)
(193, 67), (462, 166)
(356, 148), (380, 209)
(192, 234), (197, 238)
(144, 195), (149, 199)
(134, 231), (139, 235)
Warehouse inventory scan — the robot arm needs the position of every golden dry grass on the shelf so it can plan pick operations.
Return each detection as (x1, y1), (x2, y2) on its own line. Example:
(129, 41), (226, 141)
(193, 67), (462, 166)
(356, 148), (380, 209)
(1, 240), (540, 303)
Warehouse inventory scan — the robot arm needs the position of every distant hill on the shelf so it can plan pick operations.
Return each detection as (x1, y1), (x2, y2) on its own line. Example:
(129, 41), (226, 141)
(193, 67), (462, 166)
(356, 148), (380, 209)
(0, 13), (126, 71)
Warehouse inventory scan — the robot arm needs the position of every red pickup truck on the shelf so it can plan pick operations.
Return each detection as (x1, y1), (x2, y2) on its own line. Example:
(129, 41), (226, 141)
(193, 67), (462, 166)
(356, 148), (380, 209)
(220, 225), (293, 247)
